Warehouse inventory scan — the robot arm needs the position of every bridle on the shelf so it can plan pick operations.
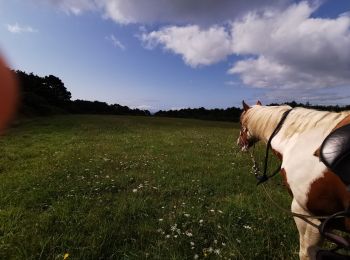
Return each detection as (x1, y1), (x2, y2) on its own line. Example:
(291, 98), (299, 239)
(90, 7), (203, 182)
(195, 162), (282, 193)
(244, 108), (350, 252)
(251, 108), (293, 185)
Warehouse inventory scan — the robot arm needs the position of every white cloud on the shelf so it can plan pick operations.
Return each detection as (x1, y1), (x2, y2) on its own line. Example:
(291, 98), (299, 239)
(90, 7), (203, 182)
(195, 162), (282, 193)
(225, 80), (241, 86)
(6, 23), (38, 34)
(141, 1), (350, 91)
(228, 2), (350, 90)
(106, 34), (126, 50)
(44, 0), (97, 15)
(141, 25), (233, 67)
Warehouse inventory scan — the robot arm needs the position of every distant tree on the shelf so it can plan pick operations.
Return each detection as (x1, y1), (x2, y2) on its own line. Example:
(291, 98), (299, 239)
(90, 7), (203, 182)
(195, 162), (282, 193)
(16, 71), (70, 115)
(14, 70), (151, 117)
(43, 75), (71, 103)
(69, 100), (151, 116)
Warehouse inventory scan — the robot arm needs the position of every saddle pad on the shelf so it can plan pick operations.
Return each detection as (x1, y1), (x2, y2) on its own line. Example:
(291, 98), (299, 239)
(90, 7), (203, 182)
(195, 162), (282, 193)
(320, 124), (350, 185)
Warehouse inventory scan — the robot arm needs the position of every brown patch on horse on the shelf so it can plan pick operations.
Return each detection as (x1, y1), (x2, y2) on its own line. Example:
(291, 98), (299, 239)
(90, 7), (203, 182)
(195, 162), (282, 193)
(280, 168), (293, 196)
(307, 171), (350, 217)
(313, 114), (350, 158)
(272, 148), (282, 161)
(334, 114), (350, 129)
(313, 148), (320, 157)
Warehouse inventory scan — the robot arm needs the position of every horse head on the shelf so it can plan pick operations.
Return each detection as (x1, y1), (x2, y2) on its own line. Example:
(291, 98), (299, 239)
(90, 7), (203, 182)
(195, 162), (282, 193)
(237, 100), (261, 152)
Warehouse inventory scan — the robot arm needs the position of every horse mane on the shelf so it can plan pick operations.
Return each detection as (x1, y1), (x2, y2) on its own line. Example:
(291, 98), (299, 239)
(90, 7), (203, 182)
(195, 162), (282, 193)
(243, 105), (350, 140)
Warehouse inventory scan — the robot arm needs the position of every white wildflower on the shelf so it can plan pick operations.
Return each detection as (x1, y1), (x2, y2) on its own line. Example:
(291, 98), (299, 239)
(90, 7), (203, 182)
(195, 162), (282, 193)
(170, 224), (177, 231)
(185, 231), (193, 237)
(243, 225), (252, 230)
(214, 249), (221, 255)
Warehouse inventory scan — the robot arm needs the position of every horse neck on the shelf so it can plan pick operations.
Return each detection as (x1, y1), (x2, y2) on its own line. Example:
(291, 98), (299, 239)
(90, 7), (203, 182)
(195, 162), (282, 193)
(246, 106), (291, 144)
(250, 107), (350, 155)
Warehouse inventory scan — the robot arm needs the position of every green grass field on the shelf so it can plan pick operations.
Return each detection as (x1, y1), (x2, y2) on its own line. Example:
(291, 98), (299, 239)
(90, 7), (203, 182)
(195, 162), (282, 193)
(0, 115), (299, 259)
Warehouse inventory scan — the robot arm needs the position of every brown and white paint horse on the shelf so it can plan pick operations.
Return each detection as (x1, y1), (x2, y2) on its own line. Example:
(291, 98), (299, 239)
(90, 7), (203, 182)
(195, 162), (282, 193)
(238, 101), (350, 260)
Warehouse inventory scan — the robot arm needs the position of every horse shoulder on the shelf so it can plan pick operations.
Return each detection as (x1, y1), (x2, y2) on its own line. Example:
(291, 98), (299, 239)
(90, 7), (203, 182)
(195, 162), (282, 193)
(281, 131), (330, 207)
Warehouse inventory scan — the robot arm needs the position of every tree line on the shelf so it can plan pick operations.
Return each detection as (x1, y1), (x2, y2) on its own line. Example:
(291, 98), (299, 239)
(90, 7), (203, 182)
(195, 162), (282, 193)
(155, 107), (242, 122)
(270, 101), (350, 112)
(156, 102), (350, 122)
(15, 70), (350, 122)
(16, 70), (150, 117)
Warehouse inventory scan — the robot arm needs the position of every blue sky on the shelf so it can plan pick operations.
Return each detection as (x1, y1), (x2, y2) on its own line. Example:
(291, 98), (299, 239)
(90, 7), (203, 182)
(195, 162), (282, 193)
(1, 0), (350, 111)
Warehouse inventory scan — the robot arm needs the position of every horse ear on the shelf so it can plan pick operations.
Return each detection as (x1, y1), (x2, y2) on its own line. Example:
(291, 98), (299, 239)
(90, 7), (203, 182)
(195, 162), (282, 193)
(256, 100), (262, 106)
(242, 100), (250, 111)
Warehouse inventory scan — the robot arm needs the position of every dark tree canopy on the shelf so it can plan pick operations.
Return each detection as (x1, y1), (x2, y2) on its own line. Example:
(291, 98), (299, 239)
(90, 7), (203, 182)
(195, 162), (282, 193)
(44, 75), (72, 102)
(15, 70), (150, 117)
(155, 106), (242, 122)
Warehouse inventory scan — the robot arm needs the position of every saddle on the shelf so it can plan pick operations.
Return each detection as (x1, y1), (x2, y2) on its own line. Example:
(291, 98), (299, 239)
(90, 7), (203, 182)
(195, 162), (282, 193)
(320, 124), (350, 185)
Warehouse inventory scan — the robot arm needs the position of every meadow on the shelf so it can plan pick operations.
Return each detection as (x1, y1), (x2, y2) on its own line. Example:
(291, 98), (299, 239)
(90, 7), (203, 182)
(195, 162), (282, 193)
(0, 115), (299, 259)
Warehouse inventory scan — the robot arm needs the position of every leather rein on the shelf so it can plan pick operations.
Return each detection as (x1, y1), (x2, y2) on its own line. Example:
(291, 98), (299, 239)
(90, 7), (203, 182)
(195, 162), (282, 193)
(248, 108), (350, 250)
(253, 108), (293, 185)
